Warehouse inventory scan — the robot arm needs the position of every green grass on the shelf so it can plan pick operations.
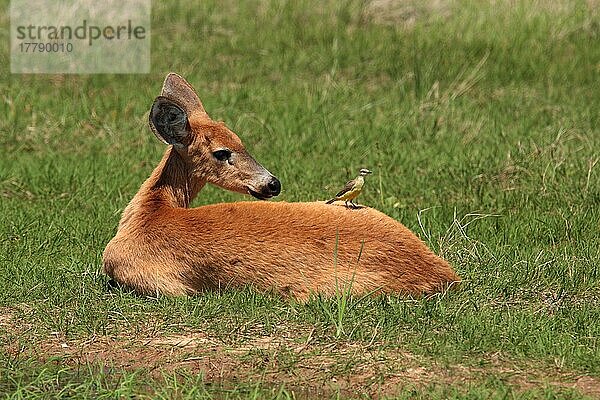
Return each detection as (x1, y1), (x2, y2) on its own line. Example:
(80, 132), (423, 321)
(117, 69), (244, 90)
(1, 0), (599, 398)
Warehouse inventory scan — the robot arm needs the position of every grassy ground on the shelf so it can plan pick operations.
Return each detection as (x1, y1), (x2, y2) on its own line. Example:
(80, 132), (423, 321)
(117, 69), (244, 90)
(1, 0), (599, 398)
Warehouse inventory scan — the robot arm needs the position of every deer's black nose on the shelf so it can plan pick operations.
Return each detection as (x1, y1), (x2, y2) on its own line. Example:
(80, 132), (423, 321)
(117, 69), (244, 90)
(267, 177), (281, 196)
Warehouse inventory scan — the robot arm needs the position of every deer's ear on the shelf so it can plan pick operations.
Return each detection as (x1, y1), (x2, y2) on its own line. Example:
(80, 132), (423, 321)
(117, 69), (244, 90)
(149, 96), (190, 147)
(161, 73), (207, 117)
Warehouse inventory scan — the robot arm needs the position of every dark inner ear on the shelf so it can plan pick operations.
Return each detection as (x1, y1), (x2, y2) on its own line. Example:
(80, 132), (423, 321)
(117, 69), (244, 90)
(149, 96), (190, 146)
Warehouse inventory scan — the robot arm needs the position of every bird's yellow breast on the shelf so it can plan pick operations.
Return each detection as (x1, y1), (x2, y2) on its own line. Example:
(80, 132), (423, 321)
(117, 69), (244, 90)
(337, 177), (364, 200)
(338, 188), (361, 201)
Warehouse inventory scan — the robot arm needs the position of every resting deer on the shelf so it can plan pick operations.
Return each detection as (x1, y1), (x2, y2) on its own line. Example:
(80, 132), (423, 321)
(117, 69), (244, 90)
(102, 73), (460, 301)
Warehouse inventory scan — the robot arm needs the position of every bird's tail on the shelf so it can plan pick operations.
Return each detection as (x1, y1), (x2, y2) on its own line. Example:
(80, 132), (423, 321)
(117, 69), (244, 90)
(325, 198), (335, 204)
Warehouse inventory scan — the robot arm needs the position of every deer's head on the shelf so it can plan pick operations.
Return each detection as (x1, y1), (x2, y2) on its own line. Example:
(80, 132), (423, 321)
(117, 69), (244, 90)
(149, 73), (280, 200)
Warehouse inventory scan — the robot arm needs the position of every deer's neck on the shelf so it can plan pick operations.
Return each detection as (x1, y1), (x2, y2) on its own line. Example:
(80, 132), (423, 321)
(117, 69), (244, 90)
(118, 147), (205, 230)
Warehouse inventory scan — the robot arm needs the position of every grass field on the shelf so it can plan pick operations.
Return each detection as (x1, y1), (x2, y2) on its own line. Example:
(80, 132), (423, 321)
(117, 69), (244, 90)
(1, 0), (599, 398)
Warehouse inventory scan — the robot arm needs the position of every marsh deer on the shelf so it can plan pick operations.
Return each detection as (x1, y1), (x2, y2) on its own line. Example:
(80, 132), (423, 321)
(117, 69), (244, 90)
(102, 73), (460, 300)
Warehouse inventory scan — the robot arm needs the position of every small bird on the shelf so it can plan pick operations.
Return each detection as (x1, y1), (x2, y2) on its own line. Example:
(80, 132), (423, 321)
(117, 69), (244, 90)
(326, 168), (372, 208)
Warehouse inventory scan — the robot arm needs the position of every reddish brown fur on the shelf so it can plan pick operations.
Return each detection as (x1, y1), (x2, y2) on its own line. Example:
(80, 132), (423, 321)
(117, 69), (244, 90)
(103, 73), (460, 301)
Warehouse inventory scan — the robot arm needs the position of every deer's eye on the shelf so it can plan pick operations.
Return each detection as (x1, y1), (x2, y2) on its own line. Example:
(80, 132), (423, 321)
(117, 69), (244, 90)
(212, 149), (232, 161)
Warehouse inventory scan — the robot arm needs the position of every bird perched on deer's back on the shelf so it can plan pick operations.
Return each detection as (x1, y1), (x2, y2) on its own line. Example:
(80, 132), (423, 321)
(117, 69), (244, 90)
(326, 168), (372, 208)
